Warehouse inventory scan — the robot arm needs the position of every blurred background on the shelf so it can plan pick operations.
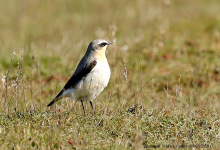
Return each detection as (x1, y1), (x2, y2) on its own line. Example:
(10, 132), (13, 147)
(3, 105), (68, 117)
(0, 0), (219, 113)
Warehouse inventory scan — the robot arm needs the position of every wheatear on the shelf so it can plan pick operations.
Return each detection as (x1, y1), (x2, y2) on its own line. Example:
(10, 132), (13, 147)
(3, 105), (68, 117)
(47, 39), (113, 114)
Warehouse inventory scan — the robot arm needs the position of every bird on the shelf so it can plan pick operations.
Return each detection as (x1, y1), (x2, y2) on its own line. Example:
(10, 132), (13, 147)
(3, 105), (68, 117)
(47, 39), (113, 114)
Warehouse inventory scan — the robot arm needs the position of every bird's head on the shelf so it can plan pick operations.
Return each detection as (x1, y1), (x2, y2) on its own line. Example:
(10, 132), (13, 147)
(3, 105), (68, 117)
(87, 39), (113, 54)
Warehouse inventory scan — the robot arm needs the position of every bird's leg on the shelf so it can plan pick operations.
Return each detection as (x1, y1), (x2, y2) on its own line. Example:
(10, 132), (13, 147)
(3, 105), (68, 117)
(81, 100), (85, 115)
(90, 101), (96, 115)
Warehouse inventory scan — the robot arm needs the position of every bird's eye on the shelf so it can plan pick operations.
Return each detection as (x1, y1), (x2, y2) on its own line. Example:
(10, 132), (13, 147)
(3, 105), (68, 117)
(99, 42), (107, 47)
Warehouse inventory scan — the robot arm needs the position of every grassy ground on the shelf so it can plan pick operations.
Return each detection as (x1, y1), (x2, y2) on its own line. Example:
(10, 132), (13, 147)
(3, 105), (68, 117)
(0, 0), (220, 149)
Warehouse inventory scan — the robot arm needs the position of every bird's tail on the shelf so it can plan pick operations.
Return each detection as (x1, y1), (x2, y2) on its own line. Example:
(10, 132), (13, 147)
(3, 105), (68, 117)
(47, 98), (60, 107)
(47, 89), (65, 107)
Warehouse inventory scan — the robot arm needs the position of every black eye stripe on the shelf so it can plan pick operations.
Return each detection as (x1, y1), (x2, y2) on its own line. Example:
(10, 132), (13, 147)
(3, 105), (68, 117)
(99, 42), (107, 47)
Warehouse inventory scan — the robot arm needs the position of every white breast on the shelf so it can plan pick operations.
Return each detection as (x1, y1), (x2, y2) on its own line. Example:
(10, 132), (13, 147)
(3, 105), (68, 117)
(74, 59), (111, 102)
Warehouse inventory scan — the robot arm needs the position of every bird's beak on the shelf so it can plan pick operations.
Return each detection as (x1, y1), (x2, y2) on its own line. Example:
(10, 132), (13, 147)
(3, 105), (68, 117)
(107, 41), (113, 45)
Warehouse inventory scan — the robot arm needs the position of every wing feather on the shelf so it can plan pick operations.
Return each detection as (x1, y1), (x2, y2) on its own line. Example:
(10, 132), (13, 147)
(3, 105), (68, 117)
(47, 60), (97, 107)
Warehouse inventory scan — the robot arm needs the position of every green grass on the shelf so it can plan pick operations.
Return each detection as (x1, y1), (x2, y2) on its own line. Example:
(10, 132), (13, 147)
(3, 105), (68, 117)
(0, 107), (218, 149)
(0, 0), (220, 149)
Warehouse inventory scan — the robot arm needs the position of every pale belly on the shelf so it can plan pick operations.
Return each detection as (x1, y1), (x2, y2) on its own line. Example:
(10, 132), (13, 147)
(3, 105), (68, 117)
(73, 61), (110, 102)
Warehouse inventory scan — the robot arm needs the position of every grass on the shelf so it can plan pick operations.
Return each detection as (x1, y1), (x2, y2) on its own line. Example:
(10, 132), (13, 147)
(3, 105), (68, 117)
(0, 0), (220, 149)
(0, 108), (218, 149)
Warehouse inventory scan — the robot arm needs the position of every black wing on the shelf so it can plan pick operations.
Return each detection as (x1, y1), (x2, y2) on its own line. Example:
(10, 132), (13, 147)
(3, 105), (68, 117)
(47, 60), (97, 107)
